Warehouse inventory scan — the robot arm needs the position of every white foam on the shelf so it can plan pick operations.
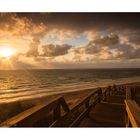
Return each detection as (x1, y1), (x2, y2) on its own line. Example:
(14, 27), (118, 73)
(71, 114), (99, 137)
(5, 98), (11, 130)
(0, 76), (140, 103)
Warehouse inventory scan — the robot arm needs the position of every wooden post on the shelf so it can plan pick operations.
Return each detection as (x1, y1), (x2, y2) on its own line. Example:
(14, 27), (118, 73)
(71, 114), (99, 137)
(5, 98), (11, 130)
(59, 98), (70, 112)
(53, 103), (61, 121)
(118, 86), (121, 95)
(98, 88), (102, 102)
(108, 86), (111, 96)
(123, 86), (126, 95)
(107, 87), (110, 96)
(113, 85), (116, 94)
(102, 88), (108, 101)
(85, 99), (90, 117)
(121, 86), (125, 94)
(103, 91), (106, 101)
(85, 99), (90, 108)
(126, 86), (132, 100)
(131, 87), (135, 100)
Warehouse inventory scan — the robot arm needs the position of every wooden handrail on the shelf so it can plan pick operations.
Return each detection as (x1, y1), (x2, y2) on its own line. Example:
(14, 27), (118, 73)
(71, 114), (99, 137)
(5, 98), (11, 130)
(102, 86), (110, 101)
(0, 96), (70, 127)
(69, 85), (119, 127)
(51, 88), (102, 127)
(125, 100), (140, 127)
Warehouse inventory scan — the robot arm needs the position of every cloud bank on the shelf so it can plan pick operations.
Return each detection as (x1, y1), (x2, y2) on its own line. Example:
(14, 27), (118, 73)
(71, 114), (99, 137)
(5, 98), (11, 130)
(0, 13), (140, 69)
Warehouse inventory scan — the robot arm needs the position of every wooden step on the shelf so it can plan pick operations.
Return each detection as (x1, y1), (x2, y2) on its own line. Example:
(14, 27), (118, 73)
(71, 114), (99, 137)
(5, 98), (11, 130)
(105, 95), (125, 104)
(79, 102), (125, 127)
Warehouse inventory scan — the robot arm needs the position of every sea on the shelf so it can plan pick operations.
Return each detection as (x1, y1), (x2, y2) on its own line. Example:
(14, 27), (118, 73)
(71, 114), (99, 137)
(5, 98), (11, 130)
(0, 68), (140, 103)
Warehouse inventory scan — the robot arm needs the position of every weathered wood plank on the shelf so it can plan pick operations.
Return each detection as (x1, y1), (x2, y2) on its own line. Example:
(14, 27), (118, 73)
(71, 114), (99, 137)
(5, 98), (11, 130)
(70, 100), (98, 127)
(126, 86), (132, 99)
(50, 90), (100, 127)
(0, 96), (67, 127)
(125, 100), (140, 127)
(98, 88), (102, 102)
(102, 87), (111, 101)
(59, 97), (70, 112)
(53, 103), (61, 121)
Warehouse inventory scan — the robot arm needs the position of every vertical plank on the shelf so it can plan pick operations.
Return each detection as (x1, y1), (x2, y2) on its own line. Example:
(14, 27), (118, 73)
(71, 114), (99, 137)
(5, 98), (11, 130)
(126, 86), (132, 99)
(53, 103), (61, 121)
(85, 99), (90, 117)
(108, 86), (111, 96)
(59, 98), (70, 112)
(98, 88), (102, 102)
(131, 87), (135, 100)
(114, 85), (117, 95)
(85, 99), (90, 108)
(103, 90), (107, 101)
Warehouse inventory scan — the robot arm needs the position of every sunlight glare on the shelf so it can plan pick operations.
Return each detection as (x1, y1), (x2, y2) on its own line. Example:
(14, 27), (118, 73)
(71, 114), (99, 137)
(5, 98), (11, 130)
(0, 48), (15, 58)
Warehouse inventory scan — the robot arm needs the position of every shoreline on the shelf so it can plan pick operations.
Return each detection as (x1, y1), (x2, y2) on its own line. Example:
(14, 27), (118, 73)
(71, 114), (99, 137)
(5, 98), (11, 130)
(1, 77), (140, 104)
(0, 81), (140, 105)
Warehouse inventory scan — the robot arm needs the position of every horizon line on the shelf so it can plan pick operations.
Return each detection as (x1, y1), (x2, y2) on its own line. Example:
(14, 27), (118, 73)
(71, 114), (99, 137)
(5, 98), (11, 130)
(0, 67), (140, 71)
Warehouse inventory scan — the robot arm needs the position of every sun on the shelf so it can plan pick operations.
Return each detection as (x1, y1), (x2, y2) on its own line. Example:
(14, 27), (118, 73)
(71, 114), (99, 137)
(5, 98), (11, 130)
(0, 48), (15, 58)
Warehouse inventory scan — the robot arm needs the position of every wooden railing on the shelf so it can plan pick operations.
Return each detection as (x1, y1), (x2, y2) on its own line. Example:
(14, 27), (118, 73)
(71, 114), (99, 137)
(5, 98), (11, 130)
(0, 96), (70, 127)
(0, 85), (122, 127)
(51, 86), (117, 127)
(125, 86), (140, 127)
(51, 88), (102, 127)
(131, 86), (140, 105)
(125, 100), (140, 127)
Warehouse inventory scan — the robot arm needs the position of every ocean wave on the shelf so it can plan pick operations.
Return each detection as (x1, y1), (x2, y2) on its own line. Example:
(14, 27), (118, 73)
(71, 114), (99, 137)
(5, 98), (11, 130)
(0, 76), (140, 103)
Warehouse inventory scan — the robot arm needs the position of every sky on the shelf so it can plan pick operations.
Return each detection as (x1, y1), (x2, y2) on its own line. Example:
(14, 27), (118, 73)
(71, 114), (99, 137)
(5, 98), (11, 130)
(0, 13), (140, 69)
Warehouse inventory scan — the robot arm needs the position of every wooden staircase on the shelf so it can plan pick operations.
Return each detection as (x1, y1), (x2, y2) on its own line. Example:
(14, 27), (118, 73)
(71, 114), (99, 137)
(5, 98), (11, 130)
(79, 96), (125, 127)
(0, 85), (140, 127)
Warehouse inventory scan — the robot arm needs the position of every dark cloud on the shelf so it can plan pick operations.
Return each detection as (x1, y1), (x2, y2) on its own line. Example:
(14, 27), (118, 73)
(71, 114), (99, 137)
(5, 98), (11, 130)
(94, 34), (119, 46)
(115, 44), (135, 59)
(127, 32), (140, 45)
(14, 13), (140, 32)
(85, 33), (119, 54)
(41, 13), (140, 31)
(42, 44), (72, 57)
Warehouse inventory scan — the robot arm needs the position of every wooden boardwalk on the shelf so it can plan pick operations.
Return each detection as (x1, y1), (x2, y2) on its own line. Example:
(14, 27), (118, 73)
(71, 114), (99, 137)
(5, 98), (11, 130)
(79, 95), (125, 127)
(0, 85), (140, 127)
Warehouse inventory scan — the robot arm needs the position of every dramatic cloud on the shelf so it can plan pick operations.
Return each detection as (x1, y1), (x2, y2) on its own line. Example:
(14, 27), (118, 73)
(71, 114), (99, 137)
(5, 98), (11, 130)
(42, 44), (72, 57)
(68, 33), (140, 62)
(0, 13), (140, 69)
(0, 13), (47, 54)
(126, 32), (140, 45)
(85, 33), (119, 54)
(0, 13), (46, 37)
